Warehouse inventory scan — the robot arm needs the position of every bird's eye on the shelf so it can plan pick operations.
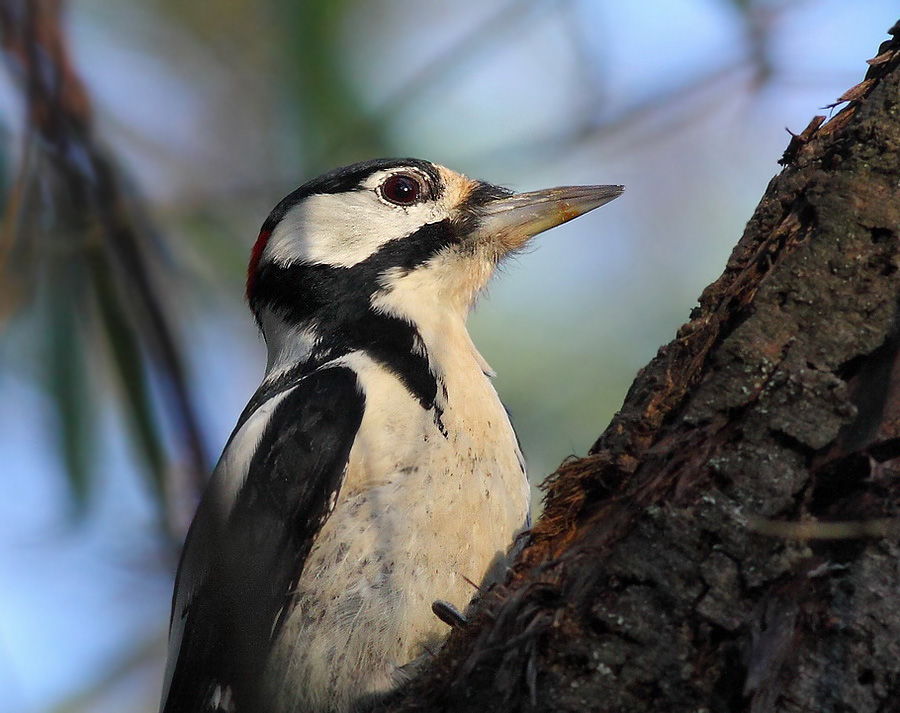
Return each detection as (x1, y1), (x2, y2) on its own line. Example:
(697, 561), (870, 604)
(380, 174), (422, 206)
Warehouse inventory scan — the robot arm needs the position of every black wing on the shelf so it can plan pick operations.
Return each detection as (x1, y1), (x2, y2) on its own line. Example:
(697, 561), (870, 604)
(161, 366), (365, 712)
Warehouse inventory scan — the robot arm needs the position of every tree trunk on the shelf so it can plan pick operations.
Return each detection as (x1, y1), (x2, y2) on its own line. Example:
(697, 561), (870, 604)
(384, 21), (900, 713)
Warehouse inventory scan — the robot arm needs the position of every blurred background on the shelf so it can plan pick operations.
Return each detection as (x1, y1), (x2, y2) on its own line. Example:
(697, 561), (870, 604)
(0, 0), (895, 710)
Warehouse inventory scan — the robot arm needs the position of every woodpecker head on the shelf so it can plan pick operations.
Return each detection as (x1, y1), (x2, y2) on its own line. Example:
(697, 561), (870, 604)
(246, 158), (622, 372)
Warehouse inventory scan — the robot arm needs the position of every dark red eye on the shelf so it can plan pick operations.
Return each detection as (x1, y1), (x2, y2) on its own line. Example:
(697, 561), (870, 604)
(380, 174), (421, 206)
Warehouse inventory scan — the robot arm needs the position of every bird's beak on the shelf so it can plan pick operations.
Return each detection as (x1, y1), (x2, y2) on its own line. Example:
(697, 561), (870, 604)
(474, 184), (624, 256)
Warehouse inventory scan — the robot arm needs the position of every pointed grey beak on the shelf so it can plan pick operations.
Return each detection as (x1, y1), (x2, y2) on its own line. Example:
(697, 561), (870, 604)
(475, 184), (623, 255)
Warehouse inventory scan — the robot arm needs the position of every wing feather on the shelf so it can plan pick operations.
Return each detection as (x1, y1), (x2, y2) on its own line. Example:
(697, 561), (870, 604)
(161, 366), (364, 712)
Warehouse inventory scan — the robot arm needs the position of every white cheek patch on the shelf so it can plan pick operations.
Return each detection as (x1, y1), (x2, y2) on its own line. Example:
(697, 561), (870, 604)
(265, 186), (447, 269)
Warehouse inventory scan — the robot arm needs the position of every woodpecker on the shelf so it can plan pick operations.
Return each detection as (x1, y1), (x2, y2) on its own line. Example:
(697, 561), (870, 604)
(160, 158), (622, 713)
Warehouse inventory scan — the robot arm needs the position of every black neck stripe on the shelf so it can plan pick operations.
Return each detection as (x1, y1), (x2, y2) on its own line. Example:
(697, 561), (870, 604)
(249, 220), (460, 413)
(251, 218), (458, 317)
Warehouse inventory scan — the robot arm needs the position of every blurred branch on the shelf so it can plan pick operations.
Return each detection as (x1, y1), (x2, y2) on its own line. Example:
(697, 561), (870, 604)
(275, 0), (392, 169)
(463, 58), (754, 170)
(0, 0), (209, 527)
(310, 0), (552, 169)
(453, 0), (799, 168)
(108, 0), (840, 221)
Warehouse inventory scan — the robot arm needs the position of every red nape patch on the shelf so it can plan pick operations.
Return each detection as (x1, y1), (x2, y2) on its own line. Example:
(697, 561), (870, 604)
(246, 228), (272, 301)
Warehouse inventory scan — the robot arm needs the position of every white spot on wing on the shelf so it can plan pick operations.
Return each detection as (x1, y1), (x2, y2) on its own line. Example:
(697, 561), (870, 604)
(208, 683), (236, 712)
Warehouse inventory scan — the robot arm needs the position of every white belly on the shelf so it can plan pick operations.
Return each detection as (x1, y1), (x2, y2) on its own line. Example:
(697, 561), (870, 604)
(264, 351), (529, 713)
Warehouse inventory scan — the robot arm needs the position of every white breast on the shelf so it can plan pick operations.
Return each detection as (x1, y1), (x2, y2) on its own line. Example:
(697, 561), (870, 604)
(264, 342), (529, 713)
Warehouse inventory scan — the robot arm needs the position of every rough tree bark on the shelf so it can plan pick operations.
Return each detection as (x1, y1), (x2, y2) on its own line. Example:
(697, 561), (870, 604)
(383, 21), (900, 713)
